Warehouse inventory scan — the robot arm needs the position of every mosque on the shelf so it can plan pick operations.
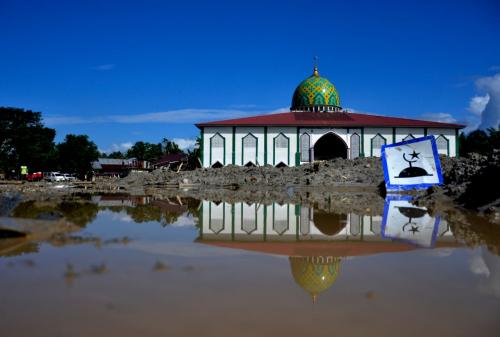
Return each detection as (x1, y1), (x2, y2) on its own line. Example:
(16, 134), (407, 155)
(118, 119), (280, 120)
(196, 66), (464, 168)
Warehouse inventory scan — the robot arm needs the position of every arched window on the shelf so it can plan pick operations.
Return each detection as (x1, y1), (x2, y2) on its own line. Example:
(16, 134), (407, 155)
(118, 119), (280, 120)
(211, 134), (224, 148)
(300, 133), (310, 162)
(273, 204), (289, 235)
(209, 202), (224, 234)
(241, 203), (257, 234)
(273, 133), (289, 166)
(275, 134), (288, 148)
(243, 134), (257, 147)
(350, 133), (360, 159)
(242, 133), (258, 165)
(210, 133), (225, 166)
(350, 214), (361, 236)
(403, 134), (415, 141)
(436, 135), (449, 156)
(371, 134), (386, 157)
(300, 207), (310, 235)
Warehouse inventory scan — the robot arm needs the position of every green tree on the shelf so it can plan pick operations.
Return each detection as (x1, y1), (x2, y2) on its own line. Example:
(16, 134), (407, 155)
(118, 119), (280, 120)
(487, 125), (500, 150)
(161, 137), (182, 155)
(107, 151), (125, 159)
(187, 136), (201, 169)
(126, 141), (163, 161)
(0, 107), (56, 175)
(57, 134), (99, 179)
(459, 125), (500, 156)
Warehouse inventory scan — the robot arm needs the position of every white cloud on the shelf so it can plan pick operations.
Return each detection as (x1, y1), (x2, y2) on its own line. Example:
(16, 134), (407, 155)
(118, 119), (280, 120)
(110, 108), (252, 124)
(100, 142), (133, 154)
(475, 73), (500, 129)
(265, 106), (289, 114)
(419, 112), (457, 123)
(468, 94), (490, 116)
(44, 107), (289, 126)
(170, 214), (196, 227)
(469, 253), (490, 276)
(43, 115), (92, 125)
(112, 142), (133, 152)
(344, 107), (383, 116)
(172, 138), (197, 150)
(90, 64), (115, 71)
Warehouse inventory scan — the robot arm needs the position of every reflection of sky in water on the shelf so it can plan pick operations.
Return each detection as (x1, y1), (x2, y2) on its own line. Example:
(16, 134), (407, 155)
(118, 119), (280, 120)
(88, 210), (198, 243)
(1, 196), (500, 337)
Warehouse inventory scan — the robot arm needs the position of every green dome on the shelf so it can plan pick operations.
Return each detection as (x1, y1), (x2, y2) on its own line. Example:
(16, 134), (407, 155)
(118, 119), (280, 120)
(289, 256), (341, 303)
(291, 67), (341, 112)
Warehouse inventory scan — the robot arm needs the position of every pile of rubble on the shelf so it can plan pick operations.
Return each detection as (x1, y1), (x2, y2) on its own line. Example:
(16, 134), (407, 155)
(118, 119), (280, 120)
(120, 156), (384, 189)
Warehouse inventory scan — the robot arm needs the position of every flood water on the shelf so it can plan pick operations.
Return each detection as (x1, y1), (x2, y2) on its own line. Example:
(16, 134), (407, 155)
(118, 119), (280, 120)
(1, 194), (499, 337)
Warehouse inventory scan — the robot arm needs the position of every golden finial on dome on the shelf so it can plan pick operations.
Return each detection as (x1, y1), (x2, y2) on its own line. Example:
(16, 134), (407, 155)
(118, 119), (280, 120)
(313, 56), (319, 76)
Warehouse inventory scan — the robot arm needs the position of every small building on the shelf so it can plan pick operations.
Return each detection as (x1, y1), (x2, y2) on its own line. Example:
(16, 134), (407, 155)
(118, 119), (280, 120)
(152, 153), (188, 170)
(196, 66), (464, 168)
(91, 158), (151, 176)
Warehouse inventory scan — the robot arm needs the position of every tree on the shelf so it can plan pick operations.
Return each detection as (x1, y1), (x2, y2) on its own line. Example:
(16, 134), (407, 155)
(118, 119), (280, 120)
(0, 107), (56, 176)
(56, 134), (99, 179)
(161, 137), (182, 155)
(126, 141), (163, 161)
(187, 136), (201, 169)
(459, 125), (500, 156)
(107, 151), (125, 159)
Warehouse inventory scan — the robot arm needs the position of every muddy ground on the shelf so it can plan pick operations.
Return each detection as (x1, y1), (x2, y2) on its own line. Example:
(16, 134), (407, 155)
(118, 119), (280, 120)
(1, 152), (499, 221)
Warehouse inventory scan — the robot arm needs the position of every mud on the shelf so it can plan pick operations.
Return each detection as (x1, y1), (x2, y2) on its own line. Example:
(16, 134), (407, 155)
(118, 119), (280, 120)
(0, 153), (498, 219)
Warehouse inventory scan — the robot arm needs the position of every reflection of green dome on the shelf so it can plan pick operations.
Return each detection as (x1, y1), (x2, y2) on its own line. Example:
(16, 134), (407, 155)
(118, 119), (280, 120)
(291, 67), (341, 112)
(289, 256), (341, 302)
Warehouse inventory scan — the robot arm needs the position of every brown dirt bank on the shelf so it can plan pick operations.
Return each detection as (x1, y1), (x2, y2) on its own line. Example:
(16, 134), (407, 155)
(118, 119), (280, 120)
(119, 153), (499, 211)
(1, 153), (498, 218)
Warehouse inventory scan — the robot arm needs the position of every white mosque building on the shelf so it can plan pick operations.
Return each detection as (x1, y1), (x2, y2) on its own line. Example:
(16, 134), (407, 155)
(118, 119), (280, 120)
(196, 66), (464, 168)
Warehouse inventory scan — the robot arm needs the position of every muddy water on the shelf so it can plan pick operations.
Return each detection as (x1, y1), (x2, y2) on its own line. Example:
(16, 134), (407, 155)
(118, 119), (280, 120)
(0, 194), (499, 337)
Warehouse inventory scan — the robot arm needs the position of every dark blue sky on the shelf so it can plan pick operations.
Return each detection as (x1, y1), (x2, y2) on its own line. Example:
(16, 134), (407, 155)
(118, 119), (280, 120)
(1, 0), (499, 152)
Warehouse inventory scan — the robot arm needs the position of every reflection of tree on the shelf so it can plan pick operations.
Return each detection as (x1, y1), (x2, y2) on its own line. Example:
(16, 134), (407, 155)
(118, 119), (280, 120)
(101, 199), (198, 227)
(57, 202), (98, 227)
(11, 200), (98, 228)
(125, 205), (162, 223)
(450, 214), (500, 256)
(100, 206), (125, 213)
(162, 212), (180, 226)
(12, 201), (55, 218)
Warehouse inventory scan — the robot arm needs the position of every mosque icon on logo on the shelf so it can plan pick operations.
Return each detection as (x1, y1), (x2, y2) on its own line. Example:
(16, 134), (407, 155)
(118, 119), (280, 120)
(396, 150), (433, 178)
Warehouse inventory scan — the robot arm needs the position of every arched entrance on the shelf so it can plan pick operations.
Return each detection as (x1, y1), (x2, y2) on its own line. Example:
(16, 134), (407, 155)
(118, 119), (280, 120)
(312, 210), (348, 236)
(313, 133), (347, 160)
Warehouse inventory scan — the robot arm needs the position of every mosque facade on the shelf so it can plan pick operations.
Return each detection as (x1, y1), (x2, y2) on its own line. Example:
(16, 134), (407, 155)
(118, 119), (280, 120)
(196, 66), (464, 168)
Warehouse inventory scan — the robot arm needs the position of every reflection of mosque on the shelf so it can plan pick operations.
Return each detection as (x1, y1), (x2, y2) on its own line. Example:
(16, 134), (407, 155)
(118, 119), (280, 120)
(199, 200), (454, 243)
(199, 200), (459, 301)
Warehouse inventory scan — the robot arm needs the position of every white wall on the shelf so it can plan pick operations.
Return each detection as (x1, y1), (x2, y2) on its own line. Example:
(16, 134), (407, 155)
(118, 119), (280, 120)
(233, 202), (265, 236)
(234, 127), (265, 166)
(363, 128), (391, 157)
(202, 126), (459, 167)
(394, 128), (425, 142)
(427, 128), (457, 157)
(267, 127), (297, 166)
(202, 201), (233, 236)
(203, 127), (233, 167)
